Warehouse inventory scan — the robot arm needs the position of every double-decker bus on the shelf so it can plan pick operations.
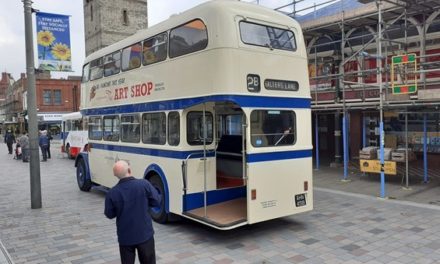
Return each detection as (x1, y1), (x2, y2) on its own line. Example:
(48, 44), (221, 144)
(76, 0), (313, 229)
(61, 112), (88, 159)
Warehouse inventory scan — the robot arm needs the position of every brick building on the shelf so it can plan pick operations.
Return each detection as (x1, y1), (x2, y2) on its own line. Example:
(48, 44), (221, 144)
(3, 72), (81, 137)
(0, 72), (14, 130)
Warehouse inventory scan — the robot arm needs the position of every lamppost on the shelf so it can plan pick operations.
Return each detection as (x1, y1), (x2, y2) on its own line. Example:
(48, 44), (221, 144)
(23, 0), (42, 209)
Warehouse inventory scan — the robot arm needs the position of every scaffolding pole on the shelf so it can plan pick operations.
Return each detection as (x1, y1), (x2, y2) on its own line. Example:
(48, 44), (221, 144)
(377, 0), (386, 199)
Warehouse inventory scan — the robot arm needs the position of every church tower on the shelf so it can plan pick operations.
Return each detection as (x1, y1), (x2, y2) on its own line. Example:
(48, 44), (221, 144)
(83, 0), (148, 56)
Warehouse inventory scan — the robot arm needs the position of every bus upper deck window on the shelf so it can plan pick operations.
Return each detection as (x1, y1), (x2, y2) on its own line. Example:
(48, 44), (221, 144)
(104, 51), (121, 77)
(82, 63), (90, 82)
(122, 42), (142, 71)
(143, 33), (168, 65)
(90, 58), (103, 80)
(169, 19), (208, 58)
(239, 21), (296, 52)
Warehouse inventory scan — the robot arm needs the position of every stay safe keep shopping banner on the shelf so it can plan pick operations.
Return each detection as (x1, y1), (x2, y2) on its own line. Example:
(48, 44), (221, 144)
(36, 12), (72, 72)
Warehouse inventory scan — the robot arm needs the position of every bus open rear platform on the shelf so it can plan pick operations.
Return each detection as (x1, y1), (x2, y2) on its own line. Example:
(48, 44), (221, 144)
(184, 198), (247, 228)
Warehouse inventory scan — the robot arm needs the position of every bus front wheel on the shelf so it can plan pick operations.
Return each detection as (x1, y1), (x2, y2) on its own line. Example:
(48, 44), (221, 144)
(149, 175), (168, 224)
(76, 158), (92, 192)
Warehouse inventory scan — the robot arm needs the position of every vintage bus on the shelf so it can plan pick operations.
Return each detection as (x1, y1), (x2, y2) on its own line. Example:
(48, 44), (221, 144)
(61, 112), (88, 159)
(76, 0), (313, 229)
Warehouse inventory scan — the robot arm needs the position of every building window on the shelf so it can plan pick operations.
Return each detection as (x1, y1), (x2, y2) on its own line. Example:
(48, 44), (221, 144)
(122, 10), (129, 26)
(53, 90), (62, 105)
(43, 90), (51, 105)
(90, 4), (93, 21)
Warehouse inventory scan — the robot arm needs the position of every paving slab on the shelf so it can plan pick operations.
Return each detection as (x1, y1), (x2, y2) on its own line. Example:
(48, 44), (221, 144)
(0, 141), (440, 263)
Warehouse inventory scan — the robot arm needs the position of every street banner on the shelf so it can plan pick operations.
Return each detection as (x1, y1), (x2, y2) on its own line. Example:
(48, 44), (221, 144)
(36, 12), (72, 72)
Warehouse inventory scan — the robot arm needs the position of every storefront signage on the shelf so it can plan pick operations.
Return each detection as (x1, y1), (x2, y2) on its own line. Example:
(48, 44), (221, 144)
(359, 159), (396, 175)
(37, 113), (63, 121)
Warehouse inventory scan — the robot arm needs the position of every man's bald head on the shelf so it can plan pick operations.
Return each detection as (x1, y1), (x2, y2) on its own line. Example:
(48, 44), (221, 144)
(113, 160), (131, 179)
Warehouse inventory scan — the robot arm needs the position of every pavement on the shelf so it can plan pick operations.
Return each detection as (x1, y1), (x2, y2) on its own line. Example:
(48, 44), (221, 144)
(0, 141), (440, 263)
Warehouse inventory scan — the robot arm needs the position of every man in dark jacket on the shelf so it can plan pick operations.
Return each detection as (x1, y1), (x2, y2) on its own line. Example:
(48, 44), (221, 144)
(105, 160), (161, 264)
(4, 130), (15, 154)
(38, 130), (49, 161)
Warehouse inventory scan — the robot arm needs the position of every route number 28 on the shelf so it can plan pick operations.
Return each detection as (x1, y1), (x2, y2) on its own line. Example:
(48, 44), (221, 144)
(247, 74), (260, 92)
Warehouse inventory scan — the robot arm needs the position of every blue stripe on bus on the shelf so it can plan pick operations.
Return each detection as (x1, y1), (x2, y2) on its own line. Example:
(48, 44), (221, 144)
(184, 186), (246, 211)
(91, 143), (216, 159)
(247, 149), (312, 162)
(81, 95), (311, 116)
(91, 143), (312, 162)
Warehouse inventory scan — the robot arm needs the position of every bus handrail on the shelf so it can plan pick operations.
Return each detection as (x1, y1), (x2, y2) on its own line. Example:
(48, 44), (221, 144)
(181, 150), (216, 192)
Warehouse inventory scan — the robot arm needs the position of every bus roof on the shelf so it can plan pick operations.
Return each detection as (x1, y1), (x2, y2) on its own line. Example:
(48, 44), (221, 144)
(84, 0), (302, 63)
(61, 112), (82, 121)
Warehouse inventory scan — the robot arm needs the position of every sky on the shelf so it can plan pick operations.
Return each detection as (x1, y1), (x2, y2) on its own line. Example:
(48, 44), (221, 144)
(0, 0), (332, 80)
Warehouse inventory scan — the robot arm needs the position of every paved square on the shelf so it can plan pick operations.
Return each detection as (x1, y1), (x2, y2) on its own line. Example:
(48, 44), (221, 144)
(1, 142), (440, 263)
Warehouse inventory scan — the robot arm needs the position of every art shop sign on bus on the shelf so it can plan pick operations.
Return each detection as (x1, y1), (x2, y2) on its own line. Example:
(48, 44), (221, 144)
(36, 12), (72, 72)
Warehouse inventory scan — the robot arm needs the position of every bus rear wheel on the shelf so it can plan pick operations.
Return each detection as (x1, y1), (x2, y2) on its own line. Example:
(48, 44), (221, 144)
(149, 175), (168, 224)
(76, 158), (92, 192)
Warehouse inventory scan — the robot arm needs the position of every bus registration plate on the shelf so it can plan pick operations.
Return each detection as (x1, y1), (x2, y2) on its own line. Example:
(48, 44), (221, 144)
(295, 194), (306, 207)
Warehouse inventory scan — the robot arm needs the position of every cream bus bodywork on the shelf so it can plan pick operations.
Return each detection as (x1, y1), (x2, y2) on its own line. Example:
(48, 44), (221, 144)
(78, 0), (312, 229)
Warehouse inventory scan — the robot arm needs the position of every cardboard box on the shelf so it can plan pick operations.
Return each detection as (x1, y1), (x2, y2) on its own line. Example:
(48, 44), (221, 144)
(359, 147), (377, 160)
(385, 134), (397, 149)
(377, 148), (392, 161)
(391, 148), (416, 162)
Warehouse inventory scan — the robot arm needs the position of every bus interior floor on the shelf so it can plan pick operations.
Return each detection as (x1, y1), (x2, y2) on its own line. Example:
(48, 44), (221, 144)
(184, 198), (247, 227)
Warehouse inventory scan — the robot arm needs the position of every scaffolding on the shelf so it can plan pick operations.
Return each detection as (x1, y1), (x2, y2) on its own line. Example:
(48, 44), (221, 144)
(262, 0), (440, 197)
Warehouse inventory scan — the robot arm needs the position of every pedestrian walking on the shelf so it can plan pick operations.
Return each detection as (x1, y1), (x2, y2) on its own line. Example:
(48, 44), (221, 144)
(39, 130), (49, 161)
(47, 130), (53, 159)
(18, 132), (30, 162)
(4, 129), (15, 154)
(104, 160), (161, 264)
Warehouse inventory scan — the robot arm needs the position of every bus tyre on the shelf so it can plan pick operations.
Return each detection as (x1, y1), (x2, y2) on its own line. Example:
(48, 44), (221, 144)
(76, 158), (92, 192)
(149, 175), (168, 223)
(66, 145), (72, 159)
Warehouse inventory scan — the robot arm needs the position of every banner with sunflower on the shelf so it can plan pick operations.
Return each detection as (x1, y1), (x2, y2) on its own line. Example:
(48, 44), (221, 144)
(36, 12), (72, 72)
